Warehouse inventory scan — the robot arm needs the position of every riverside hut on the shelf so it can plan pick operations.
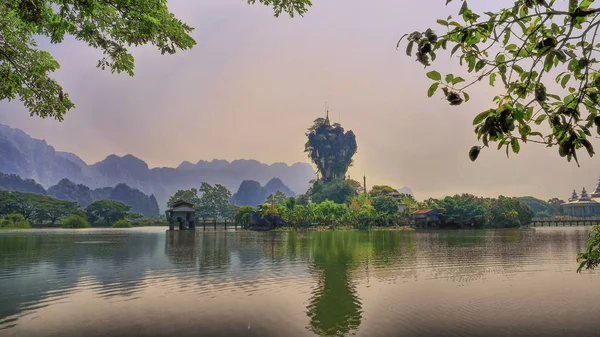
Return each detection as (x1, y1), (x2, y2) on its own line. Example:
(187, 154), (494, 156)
(165, 200), (197, 230)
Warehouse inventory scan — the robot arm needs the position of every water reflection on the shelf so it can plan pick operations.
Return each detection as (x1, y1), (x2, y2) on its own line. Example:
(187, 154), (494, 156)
(307, 232), (363, 336)
(0, 228), (597, 336)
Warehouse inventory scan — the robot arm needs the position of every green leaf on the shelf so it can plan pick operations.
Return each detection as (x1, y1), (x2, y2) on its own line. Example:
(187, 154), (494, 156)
(437, 19), (449, 26)
(426, 71), (442, 81)
(428, 82), (440, 97)
(561, 74), (571, 88)
(452, 77), (465, 85)
(473, 110), (492, 125)
(511, 138), (520, 154)
(534, 114), (547, 125)
(446, 74), (454, 84)
(463, 92), (470, 102)
(489, 73), (497, 86)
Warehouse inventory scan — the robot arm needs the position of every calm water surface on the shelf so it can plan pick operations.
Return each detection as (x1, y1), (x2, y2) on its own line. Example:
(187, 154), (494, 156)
(0, 228), (598, 336)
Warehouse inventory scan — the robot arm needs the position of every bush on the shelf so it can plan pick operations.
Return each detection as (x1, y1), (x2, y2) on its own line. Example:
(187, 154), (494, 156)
(112, 219), (133, 228)
(0, 214), (31, 229)
(61, 215), (91, 229)
(130, 219), (168, 227)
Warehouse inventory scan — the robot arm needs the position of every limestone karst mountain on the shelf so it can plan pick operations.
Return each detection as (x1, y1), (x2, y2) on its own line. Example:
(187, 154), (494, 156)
(0, 124), (315, 210)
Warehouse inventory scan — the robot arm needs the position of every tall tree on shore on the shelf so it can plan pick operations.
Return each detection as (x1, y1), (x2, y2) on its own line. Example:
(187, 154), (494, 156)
(400, 0), (600, 164)
(305, 113), (358, 182)
(1, 0), (310, 120)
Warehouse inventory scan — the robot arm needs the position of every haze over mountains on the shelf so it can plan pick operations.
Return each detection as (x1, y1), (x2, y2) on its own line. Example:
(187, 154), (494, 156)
(0, 124), (316, 209)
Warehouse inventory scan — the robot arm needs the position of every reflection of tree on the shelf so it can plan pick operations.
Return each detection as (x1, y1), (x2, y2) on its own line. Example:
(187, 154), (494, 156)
(306, 232), (362, 336)
(164, 231), (232, 273)
(0, 232), (164, 324)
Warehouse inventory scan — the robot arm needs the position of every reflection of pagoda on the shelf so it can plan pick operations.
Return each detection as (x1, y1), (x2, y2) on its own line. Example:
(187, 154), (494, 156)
(563, 178), (600, 217)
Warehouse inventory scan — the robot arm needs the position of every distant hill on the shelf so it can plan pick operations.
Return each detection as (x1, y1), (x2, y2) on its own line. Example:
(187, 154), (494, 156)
(231, 179), (297, 207)
(1, 173), (159, 218)
(398, 186), (414, 196)
(0, 124), (316, 210)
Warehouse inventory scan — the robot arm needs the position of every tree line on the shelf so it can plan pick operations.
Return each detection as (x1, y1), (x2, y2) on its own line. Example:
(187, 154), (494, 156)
(0, 190), (152, 229)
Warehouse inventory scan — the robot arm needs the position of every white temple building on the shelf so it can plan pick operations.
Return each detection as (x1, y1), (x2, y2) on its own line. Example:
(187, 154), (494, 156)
(562, 179), (600, 217)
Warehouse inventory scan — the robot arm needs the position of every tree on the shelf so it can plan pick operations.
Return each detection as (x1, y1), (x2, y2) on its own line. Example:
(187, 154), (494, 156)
(85, 200), (131, 226)
(311, 179), (363, 204)
(435, 194), (488, 228)
(369, 185), (398, 198)
(578, 225), (600, 272)
(197, 182), (232, 220)
(286, 196), (297, 211)
(42, 199), (81, 225)
(266, 191), (288, 206)
(234, 206), (255, 228)
(167, 189), (200, 208)
(305, 116), (358, 182)
(401, 0), (600, 164)
(61, 215), (90, 228)
(372, 196), (400, 215)
(1, 0), (310, 120)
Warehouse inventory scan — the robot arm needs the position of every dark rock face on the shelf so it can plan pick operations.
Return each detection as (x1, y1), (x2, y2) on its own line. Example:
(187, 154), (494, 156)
(0, 172), (46, 195)
(248, 211), (287, 231)
(230, 178), (297, 207)
(230, 180), (269, 207)
(0, 124), (315, 210)
(264, 178), (296, 197)
(48, 179), (94, 207)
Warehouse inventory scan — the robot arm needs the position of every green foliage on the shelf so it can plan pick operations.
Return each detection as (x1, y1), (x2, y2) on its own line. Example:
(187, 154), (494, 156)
(61, 215), (91, 229)
(234, 206), (255, 228)
(260, 203), (286, 216)
(401, 0), (600, 164)
(578, 225), (600, 272)
(85, 200), (131, 226)
(487, 196), (534, 228)
(286, 196), (297, 211)
(425, 194), (534, 228)
(197, 182), (232, 220)
(311, 179), (363, 204)
(0, 0), (196, 120)
(0, 190), (83, 224)
(246, 0), (312, 17)
(0, 213), (31, 229)
(372, 196), (400, 215)
(305, 117), (358, 182)
(167, 188), (200, 208)
(266, 191), (288, 206)
(368, 185), (397, 198)
(112, 219), (133, 228)
(519, 196), (565, 217)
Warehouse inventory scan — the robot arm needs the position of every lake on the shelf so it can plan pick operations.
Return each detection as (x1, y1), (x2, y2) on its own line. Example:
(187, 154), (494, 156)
(0, 228), (599, 336)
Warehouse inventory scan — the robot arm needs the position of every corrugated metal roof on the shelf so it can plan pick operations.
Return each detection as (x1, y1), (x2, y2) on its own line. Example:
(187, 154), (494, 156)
(411, 209), (433, 215)
(172, 206), (196, 212)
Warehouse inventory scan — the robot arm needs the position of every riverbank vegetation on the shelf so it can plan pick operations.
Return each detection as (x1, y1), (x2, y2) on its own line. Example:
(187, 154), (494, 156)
(0, 190), (162, 228)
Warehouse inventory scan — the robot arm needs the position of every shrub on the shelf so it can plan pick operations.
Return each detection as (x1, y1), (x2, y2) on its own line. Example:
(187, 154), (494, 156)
(61, 215), (91, 229)
(0, 214), (31, 229)
(112, 219), (133, 228)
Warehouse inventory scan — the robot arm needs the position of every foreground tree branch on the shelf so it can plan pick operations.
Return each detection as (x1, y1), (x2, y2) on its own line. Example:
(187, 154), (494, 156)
(399, 0), (600, 165)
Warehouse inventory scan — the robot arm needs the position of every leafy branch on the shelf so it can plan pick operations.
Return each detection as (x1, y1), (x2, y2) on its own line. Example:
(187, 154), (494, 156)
(400, 0), (600, 165)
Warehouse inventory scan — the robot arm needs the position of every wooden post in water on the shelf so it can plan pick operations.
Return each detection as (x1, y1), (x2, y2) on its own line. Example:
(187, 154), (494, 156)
(235, 220), (237, 230)
(225, 219), (227, 230)
(214, 219), (217, 230)
(203, 219), (206, 230)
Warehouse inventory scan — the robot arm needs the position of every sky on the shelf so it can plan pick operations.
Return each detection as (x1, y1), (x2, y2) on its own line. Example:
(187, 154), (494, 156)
(0, 0), (598, 200)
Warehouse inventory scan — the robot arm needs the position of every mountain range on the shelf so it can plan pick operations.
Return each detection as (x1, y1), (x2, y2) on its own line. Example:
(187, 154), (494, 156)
(0, 124), (316, 210)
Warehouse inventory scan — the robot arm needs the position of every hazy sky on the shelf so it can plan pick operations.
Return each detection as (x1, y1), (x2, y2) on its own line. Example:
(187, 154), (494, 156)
(0, 0), (597, 200)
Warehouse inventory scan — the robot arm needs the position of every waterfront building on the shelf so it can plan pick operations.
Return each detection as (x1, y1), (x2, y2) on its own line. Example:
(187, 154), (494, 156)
(562, 179), (600, 217)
